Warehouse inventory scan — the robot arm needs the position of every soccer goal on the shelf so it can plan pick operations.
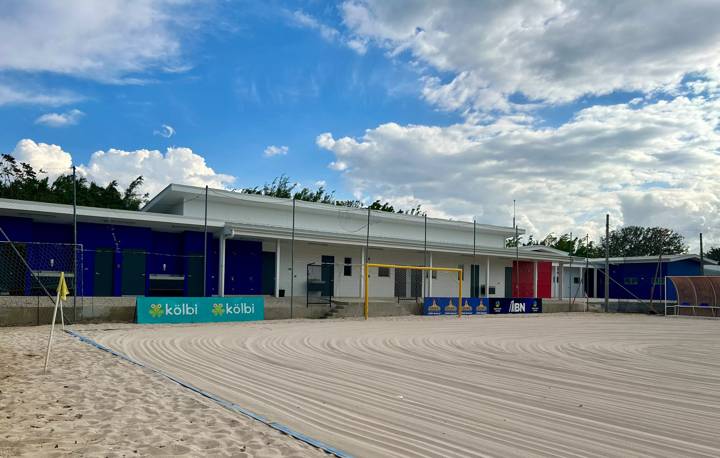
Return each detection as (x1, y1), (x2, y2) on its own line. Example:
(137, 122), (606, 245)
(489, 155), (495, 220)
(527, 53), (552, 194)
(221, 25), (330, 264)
(363, 263), (463, 319)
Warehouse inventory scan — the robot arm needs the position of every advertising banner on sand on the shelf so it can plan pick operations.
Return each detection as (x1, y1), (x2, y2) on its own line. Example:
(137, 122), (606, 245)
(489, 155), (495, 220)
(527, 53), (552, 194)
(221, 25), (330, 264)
(422, 297), (542, 315)
(422, 297), (488, 315)
(136, 297), (264, 324)
(488, 298), (542, 314)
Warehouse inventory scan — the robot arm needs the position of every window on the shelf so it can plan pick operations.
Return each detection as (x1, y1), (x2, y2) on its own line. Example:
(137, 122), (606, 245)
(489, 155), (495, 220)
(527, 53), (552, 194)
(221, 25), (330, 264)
(480, 285), (486, 295)
(488, 286), (496, 295)
(573, 277), (580, 284)
(624, 277), (638, 285)
(344, 257), (352, 276)
(432, 270), (437, 279)
(378, 267), (390, 277)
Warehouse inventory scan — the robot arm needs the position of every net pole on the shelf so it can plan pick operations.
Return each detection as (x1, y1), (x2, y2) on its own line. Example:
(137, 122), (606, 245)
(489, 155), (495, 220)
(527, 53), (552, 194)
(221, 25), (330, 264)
(604, 213), (610, 312)
(72, 165), (77, 317)
(290, 198), (296, 318)
(203, 185), (208, 297)
(365, 207), (370, 262)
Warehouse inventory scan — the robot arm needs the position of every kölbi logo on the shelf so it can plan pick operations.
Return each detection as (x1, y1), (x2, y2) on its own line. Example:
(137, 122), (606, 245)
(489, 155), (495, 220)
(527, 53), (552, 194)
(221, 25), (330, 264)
(222, 302), (256, 315)
(508, 300), (526, 313)
(159, 302), (198, 317)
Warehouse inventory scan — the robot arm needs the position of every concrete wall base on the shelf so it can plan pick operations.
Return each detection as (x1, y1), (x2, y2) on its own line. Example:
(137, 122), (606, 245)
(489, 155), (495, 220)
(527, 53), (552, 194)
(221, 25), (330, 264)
(0, 296), (667, 326)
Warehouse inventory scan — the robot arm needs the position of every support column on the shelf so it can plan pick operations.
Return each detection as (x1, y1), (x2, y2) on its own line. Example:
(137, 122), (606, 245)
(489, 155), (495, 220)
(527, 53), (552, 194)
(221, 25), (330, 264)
(275, 239), (281, 297)
(218, 234), (226, 296)
(533, 261), (538, 297)
(558, 262), (564, 301)
(360, 246), (366, 298)
(593, 268), (598, 298)
(485, 256), (490, 299)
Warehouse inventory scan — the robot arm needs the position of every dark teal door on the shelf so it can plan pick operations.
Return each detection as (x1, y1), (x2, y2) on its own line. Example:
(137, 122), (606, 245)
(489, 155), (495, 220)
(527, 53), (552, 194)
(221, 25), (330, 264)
(186, 255), (204, 296)
(262, 251), (275, 295)
(471, 264), (480, 298)
(121, 250), (146, 295)
(321, 255), (334, 297)
(504, 267), (513, 297)
(94, 249), (114, 296)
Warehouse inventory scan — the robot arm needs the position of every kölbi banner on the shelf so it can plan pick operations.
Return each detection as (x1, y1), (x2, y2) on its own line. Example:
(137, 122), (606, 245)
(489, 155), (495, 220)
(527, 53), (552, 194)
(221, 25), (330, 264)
(136, 297), (264, 324)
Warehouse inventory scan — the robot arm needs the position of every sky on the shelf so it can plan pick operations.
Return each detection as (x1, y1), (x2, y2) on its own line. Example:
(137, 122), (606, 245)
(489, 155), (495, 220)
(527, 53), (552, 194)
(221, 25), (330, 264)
(1, 0), (720, 250)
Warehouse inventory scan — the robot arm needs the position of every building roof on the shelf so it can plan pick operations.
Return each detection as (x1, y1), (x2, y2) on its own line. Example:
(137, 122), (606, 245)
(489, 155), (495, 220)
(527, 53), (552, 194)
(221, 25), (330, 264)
(143, 183), (523, 237)
(0, 198), (224, 233)
(0, 190), (575, 262)
(560, 253), (717, 267)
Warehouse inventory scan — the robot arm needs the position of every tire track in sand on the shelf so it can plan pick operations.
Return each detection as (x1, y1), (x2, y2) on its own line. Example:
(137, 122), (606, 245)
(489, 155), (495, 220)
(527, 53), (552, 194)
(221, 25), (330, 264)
(90, 314), (720, 458)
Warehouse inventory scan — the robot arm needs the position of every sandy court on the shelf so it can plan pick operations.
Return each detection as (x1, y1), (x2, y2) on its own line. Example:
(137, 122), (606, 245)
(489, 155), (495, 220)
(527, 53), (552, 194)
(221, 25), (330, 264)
(0, 325), (325, 457)
(84, 314), (720, 457)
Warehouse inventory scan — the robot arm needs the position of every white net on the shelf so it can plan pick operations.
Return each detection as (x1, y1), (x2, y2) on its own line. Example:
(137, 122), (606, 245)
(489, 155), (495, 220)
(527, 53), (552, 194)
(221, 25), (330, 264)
(0, 241), (82, 297)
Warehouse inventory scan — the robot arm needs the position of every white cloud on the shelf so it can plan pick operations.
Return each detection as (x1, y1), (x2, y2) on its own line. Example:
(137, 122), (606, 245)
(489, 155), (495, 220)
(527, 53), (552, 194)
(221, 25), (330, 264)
(11, 139), (73, 181)
(318, 94), (720, 250)
(341, 1), (720, 111)
(34, 109), (84, 127)
(153, 124), (175, 138)
(263, 145), (289, 157)
(81, 147), (235, 196)
(0, 0), (193, 82)
(0, 83), (81, 106)
(7, 139), (235, 198)
(290, 10), (367, 55)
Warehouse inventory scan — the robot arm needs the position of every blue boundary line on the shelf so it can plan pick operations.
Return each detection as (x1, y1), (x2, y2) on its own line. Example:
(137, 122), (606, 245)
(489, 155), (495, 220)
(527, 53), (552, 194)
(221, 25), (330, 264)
(65, 329), (353, 458)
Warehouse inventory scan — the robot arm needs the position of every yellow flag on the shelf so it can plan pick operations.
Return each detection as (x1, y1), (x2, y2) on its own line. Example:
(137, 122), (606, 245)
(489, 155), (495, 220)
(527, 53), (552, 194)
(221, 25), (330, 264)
(58, 271), (69, 301)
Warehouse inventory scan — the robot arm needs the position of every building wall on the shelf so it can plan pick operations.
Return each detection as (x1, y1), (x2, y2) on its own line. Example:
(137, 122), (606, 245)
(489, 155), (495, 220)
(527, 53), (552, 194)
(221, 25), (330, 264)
(592, 260), (702, 301)
(2, 213), (546, 300)
(0, 216), (220, 297)
(183, 198), (510, 250)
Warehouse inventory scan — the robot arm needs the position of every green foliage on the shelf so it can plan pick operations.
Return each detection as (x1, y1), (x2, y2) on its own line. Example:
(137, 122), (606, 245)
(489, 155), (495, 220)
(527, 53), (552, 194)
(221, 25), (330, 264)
(0, 154), (147, 210)
(243, 174), (425, 214)
(600, 226), (687, 257)
(506, 226), (686, 257)
(704, 246), (720, 262)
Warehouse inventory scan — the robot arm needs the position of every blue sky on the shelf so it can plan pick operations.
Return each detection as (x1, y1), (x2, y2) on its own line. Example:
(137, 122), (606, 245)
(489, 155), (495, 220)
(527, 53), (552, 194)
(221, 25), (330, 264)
(2, 1), (719, 248)
(0, 1), (461, 197)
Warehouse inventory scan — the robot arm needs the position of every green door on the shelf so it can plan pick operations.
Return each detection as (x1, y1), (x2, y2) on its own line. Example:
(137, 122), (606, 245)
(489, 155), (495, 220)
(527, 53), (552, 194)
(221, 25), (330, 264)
(471, 264), (480, 298)
(93, 249), (114, 296)
(504, 267), (513, 297)
(321, 255), (334, 297)
(261, 251), (276, 295)
(121, 249), (146, 295)
(186, 254), (204, 297)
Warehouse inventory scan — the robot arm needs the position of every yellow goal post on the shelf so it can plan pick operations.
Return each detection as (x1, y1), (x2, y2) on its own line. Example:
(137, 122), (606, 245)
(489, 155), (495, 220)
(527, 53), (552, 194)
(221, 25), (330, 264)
(363, 263), (463, 320)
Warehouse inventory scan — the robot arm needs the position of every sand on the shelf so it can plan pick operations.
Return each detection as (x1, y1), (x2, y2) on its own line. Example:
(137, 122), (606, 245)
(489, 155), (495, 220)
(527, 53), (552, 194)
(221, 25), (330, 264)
(0, 325), (325, 457)
(85, 314), (720, 458)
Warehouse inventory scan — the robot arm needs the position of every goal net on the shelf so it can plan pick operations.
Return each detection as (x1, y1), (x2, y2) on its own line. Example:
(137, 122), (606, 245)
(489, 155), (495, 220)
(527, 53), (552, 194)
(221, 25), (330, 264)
(0, 240), (82, 298)
(364, 263), (463, 319)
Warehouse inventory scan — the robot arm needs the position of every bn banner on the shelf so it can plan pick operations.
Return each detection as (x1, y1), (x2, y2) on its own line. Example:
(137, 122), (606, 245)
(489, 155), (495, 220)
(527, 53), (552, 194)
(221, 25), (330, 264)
(488, 298), (542, 314)
(136, 296), (264, 324)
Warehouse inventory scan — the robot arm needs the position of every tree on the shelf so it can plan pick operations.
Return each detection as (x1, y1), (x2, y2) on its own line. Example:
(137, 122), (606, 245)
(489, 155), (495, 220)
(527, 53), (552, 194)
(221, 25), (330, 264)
(706, 247), (720, 262)
(243, 174), (425, 214)
(0, 154), (148, 210)
(600, 226), (687, 257)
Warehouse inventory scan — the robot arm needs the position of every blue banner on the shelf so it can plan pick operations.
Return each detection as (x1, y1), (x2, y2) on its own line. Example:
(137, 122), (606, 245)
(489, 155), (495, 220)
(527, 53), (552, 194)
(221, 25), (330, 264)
(423, 297), (488, 315)
(488, 298), (542, 314)
(136, 296), (264, 324)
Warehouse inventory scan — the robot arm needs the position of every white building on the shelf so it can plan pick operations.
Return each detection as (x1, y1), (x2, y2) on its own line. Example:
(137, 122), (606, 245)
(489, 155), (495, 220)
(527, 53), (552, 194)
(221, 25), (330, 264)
(0, 184), (571, 300)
